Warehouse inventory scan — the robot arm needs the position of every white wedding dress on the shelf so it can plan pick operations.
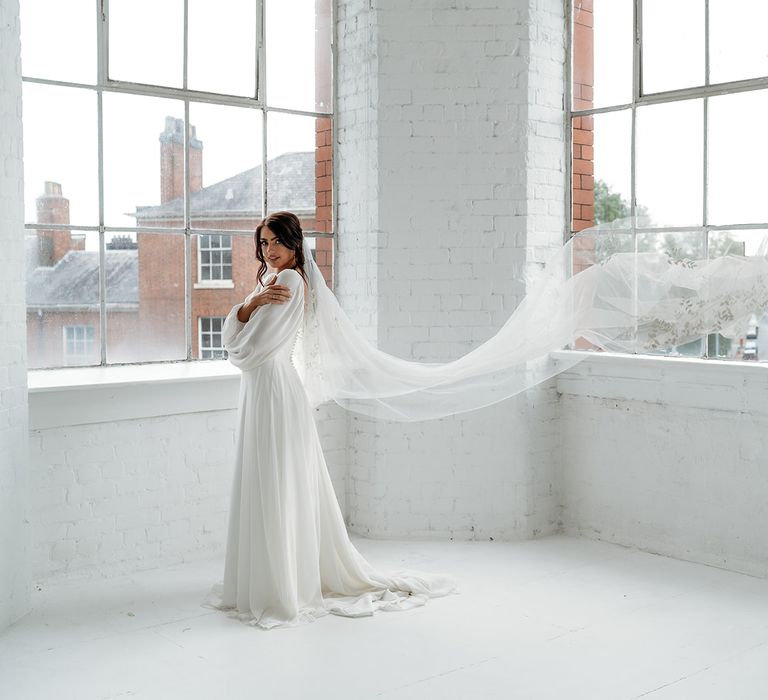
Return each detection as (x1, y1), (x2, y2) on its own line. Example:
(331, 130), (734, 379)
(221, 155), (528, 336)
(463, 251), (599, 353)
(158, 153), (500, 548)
(201, 267), (459, 629)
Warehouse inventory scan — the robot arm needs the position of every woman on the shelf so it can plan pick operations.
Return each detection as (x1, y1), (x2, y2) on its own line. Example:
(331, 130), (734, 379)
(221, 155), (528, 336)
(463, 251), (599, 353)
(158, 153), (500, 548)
(203, 212), (768, 629)
(201, 212), (458, 629)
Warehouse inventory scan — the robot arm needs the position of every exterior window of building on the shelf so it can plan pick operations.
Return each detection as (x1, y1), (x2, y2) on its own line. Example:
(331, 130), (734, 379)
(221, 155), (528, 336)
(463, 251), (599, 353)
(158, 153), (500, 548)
(198, 234), (232, 282)
(199, 317), (227, 360)
(63, 325), (95, 365)
(568, 0), (768, 361)
(20, 0), (334, 369)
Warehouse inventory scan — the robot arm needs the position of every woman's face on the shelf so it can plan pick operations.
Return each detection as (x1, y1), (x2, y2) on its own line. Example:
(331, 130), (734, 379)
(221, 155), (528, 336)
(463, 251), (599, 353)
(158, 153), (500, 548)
(259, 226), (296, 272)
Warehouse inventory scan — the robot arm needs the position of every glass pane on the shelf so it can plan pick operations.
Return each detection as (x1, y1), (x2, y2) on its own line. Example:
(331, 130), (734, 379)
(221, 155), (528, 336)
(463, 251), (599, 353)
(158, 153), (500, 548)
(108, 233), (184, 363)
(707, 230), (768, 362)
(636, 100), (703, 227)
(266, 113), (317, 224)
(26, 231), (99, 369)
(265, 0), (333, 112)
(710, 1), (768, 84)
(708, 91), (768, 226)
(109, 0), (183, 88)
(103, 94), (184, 228)
(571, 224), (634, 281)
(191, 233), (256, 356)
(637, 230), (705, 260)
(709, 230), (765, 258)
(188, 0), (256, 96)
(572, 0), (632, 110)
(636, 231), (706, 359)
(642, 0), (704, 93)
(22, 84), (98, 227)
(189, 103), (262, 231)
(20, 0), (94, 83)
(572, 110), (631, 232)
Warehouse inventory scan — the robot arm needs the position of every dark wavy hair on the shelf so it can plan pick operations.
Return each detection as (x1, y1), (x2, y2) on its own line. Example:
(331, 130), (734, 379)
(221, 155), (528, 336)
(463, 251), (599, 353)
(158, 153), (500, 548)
(254, 211), (308, 287)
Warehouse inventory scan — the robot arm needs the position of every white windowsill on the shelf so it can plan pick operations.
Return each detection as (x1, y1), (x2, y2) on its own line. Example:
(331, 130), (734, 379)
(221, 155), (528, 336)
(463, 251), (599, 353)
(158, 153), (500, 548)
(28, 361), (242, 430)
(193, 281), (235, 289)
(552, 350), (768, 413)
(27, 351), (768, 431)
(551, 349), (768, 372)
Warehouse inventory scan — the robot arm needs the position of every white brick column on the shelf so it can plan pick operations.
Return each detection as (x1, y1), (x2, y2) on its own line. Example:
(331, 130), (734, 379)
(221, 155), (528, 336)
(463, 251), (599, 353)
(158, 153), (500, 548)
(335, 0), (566, 539)
(0, 0), (31, 631)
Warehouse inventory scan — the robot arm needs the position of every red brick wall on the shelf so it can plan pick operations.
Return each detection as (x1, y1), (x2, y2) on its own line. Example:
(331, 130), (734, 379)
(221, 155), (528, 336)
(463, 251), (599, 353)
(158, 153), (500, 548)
(572, 0), (594, 238)
(571, 0), (596, 349)
(315, 116), (334, 288)
(26, 309), (140, 368)
(136, 232), (186, 360)
(160, 133), (202, 204)
(36, 182), (85, 266)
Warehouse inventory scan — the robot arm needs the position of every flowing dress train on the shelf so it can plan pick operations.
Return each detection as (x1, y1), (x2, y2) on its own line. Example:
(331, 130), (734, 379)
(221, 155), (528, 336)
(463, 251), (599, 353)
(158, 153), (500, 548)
(201, 267), (459, 629)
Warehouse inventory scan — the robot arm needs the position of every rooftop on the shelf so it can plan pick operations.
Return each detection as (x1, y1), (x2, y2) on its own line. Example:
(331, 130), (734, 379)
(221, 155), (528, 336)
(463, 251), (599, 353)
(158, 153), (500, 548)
(26, 250), (138, 310)
(134, 151), (316, 221)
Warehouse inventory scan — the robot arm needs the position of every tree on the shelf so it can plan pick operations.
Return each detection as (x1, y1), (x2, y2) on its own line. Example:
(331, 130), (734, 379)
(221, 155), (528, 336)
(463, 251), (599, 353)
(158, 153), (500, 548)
(594, 179), (629, 225)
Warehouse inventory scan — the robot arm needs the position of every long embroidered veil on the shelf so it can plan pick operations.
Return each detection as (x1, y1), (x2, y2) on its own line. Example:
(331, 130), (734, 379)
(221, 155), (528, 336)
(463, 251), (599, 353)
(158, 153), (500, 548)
(293, 218), (768, 423)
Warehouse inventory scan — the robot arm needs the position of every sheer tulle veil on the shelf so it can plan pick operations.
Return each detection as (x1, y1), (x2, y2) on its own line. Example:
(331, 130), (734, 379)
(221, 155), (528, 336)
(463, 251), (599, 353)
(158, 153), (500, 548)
(293, 220), (768, 423)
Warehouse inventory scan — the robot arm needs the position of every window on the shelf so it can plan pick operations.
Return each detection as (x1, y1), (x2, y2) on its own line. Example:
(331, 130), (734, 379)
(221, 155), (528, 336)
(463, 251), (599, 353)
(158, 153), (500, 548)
(199, 317), (227, 360)
(198, 234), (232, 283)
(21, 0), (334, 369)
(567, 0), (768, 361)
(63, 325), (96, 365)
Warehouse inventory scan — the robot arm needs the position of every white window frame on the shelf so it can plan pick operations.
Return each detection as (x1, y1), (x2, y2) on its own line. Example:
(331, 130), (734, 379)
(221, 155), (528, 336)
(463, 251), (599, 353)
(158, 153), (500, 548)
(21, 0), (336, 367)
(198, 316), (227, 360)
(565, 0), (768, 359)
(195, 233), (234, 288)
(62, 324), (96, 365)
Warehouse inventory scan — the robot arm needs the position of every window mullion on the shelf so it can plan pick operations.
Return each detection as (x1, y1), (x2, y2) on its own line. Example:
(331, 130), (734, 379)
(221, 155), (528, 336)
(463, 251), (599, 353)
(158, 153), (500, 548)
(330, 0), (337, 241)
(184, 99), (192, 361)
(631, 1), (641, 353)
(262, 109), (268, 217)
(259, 0), (267, 219)
(98, 0), (108, 85)
(256, 0), (265, 102)
(183, 0), (189, 91)
(634, 0), (643, 101)
(97, 83), (107, 365)
(564, 0), (573, 243)
(704, 0), (710, 87)
(97, 0), (108, 364)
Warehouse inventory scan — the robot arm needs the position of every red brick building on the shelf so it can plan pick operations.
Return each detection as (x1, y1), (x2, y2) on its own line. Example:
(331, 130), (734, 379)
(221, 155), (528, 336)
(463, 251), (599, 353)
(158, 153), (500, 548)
(27, 116), (333, 368)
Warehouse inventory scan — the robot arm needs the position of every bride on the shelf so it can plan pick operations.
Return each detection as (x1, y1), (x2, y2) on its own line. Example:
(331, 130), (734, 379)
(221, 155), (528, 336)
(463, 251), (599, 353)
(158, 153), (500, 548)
(201, 212), (459, 629)
(203, 210), (768, 629)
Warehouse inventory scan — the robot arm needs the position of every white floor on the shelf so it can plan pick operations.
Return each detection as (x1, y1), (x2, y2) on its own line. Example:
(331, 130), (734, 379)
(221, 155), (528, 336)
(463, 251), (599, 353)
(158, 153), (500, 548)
(2, 535), (768, 700)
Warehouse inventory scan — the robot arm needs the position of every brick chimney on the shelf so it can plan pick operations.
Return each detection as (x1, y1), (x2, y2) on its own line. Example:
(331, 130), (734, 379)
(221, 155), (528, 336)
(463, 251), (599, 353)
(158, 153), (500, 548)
(35, 181), (84, 266)
(159, 116), (203, 204)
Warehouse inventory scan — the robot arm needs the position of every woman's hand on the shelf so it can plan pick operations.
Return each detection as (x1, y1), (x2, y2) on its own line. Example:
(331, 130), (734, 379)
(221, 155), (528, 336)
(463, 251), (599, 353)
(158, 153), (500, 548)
(237, 276), (292, 322)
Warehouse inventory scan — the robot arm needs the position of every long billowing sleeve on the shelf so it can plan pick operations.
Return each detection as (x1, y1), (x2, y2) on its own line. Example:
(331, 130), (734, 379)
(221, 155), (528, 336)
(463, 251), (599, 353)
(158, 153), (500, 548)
(222, 268), (305, 371)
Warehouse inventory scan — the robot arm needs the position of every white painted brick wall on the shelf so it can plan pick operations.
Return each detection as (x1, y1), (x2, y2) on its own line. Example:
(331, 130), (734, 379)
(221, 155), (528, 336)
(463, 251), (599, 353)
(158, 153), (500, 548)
(15, 0), (768, 592)
(0, 0), (31, 632)
(336, 0), (566, 538)
(28, 404), (347, 582)
(335, 0), (381, 342)
(346, 382), (562, 540)
(558, 356), (768, 577)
